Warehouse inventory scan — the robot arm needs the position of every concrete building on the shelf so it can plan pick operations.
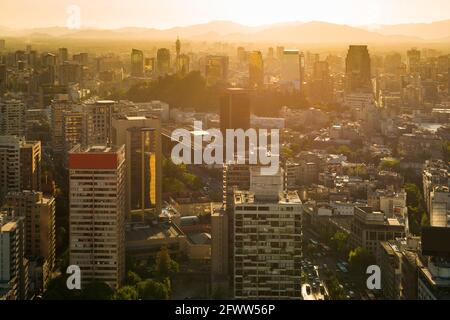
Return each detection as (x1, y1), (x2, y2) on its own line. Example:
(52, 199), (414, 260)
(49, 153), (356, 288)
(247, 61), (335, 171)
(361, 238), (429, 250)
(280, 49), (304, 91)
(378, 237), (420, 300)
(367, 188), (407, 218)
(206, 56), (229, 87)
(233, 168), (302, 299)
(0, 97), (26, 136)
(3, 191), (55, 290)
(418, 228), (450, 300)
(68, 145), (126, 289)
(211, 207), (229, 295)
(422, 160), (450, 214)
(350, 206), (405, 256)
(50, 94), (77, 153)
(429, 186), (450, 228)
(0, 212), (27, 300)
(85, 100), (121, 145)
(0, 136), (21, 203)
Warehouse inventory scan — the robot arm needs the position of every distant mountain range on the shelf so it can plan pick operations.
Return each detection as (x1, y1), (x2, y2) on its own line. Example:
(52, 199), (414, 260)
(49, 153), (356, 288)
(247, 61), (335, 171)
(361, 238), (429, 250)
(1, 20), (450, 44)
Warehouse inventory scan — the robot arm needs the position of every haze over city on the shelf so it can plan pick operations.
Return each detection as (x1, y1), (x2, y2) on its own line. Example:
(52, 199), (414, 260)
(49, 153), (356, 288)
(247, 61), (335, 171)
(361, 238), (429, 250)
(2, 0), (450, 29)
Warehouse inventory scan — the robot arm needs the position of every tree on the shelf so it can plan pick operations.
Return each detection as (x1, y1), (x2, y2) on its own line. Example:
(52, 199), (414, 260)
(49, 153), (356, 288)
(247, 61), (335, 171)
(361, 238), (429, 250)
(379, 158), (400, 172)
(404, 183), (428, 235)
(125, 271), (142, 286)
(113, 286), (139, 300)
(348, 247), (375, 274)
(155, 246), (179, 280)
(80, 281), (114, 300)
(331, 231), (349, 258)
(443, 141), (450, 163)
(43, 275), (79, 300)
(137, 279), (169, 300)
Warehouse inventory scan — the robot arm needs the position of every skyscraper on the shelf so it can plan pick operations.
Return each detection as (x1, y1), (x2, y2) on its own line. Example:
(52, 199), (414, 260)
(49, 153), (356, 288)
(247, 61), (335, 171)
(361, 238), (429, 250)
(157, 48), (171, 76)
(280, 50), (304, 91)
(131, 49), (144, 77)
(20, 140), (41, 192)
(220, 88), (250, 135)
(248, 51), (264, 88)
(345, 45), (372, 92)
(206, 56), (229, 87)
(68, 145), (126, 289)
(112, 116), (162, 216)
(58, 48), (69, 64)
(0, 64), (6, 92)
(407, 48), (421, 74)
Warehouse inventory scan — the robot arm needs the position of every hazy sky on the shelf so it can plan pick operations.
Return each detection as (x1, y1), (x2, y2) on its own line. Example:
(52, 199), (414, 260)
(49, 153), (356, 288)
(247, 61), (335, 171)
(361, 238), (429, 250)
(2, 0), (450, 29)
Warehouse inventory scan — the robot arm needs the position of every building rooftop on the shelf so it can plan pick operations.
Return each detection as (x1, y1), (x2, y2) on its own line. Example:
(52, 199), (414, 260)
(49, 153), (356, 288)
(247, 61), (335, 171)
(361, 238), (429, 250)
(234, 190), (301, 205)
(126, 223), (182, 242)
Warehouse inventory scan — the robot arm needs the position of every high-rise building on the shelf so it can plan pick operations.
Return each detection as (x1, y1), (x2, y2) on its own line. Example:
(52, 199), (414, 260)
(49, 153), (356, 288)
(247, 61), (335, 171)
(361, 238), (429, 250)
(20, 141), (41, 192)
(384, 53), (403, 75)
(345, 45), (371, 92)
(50, 94), (75, 153)
(131, 49), (144, 77)
(63, 108), (90, 155)
(85, 100), (121, 145)
(276, 46), (285, 61)
(0, 136), (21, 203)
(3, 191), (55, 288)
(0, 40), (5, 51)
(309, 61), (333, 102)
(58, 61), (83, 85)
(0, 97), (26, 136)
(0, 212), (27, 300)
(206, 56), (229, 87)
(237, 47), (246, 64)
(280, 50), (304, 91)
(407, 48), (421, 74)
(248, 51), (264, 88)
(68, 145), (126, 289)
(211, 207), (229, 295)
(112, 116), (162, 216)
(0, 64), (6, 92)
(418, 227), (450, 300)
(233, 167), (302, 299)
(157, 48), (171, 76)
(220, 88), (250, 136)
(58, 48), (69, 64)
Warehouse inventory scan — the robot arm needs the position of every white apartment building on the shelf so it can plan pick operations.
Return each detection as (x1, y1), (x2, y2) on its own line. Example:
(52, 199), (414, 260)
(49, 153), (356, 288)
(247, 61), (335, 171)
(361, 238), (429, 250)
(233, 168), (302, 299)
(68, 145), (126, 289)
